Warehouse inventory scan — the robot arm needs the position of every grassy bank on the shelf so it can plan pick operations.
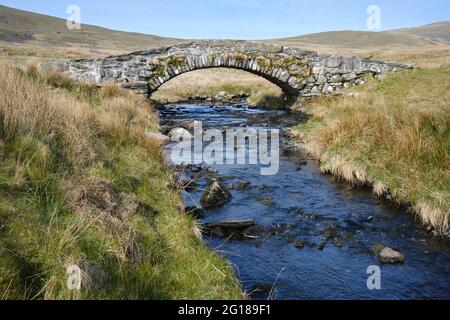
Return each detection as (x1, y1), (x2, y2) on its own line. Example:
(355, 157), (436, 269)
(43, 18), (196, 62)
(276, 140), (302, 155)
(294, 66), (450, 235)
(0, 65), (241, 299)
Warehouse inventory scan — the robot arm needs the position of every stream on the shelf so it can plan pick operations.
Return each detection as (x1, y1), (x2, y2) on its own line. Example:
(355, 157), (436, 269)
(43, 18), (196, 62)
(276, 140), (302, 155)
(158, 101), (450, 300)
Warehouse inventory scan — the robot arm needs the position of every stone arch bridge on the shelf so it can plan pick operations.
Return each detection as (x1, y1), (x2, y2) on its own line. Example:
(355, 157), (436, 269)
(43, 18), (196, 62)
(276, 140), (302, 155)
(53, 41), (411, 101)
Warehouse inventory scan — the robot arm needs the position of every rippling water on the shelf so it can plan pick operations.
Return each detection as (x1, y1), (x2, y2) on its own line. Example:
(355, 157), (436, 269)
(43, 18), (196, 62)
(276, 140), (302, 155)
(158, 102), (450, 300)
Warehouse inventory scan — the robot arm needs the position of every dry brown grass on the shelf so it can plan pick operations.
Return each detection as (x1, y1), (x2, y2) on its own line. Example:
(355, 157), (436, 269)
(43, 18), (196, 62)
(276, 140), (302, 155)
(368, 45), (450, 69)
(0, 64), (90, 159)
(152, 68), (284, 107)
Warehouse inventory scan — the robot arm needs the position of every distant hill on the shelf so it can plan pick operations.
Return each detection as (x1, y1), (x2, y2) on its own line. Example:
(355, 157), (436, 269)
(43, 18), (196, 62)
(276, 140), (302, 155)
(389, 22), (450, 43)
(0, 5), (183, 56)
(1, 4), (449, 57)
(270, 22), (450, 50)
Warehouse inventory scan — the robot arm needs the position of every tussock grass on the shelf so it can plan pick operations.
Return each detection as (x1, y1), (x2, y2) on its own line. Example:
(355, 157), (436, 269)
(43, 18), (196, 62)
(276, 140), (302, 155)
(0, 65), (241, 299)
(295, 66), (450, 234)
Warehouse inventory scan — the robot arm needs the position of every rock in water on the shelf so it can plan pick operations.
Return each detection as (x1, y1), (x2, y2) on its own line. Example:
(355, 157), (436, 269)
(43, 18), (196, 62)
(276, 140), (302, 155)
(243, 225), (273, 239)
(378, 247), (405, 264)
(144, 132), (170, 144)
(294, 240), (306, 249)
(203, 220), (256, 238)
(168, 127), (193, 141)
(200, 178), (232, 208)
(184, 206), (205, 219)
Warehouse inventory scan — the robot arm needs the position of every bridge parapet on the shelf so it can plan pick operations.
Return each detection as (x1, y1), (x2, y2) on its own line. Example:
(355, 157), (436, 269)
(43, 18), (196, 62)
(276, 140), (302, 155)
(47, 40), (412, 100)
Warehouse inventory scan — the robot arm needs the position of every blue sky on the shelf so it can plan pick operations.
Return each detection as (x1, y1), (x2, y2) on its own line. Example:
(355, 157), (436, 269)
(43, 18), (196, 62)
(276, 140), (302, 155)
(1, 0), (449, 39)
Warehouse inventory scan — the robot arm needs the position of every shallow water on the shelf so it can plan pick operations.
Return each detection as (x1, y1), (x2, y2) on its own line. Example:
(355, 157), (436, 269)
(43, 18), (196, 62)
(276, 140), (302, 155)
(158, 102), (450, 300)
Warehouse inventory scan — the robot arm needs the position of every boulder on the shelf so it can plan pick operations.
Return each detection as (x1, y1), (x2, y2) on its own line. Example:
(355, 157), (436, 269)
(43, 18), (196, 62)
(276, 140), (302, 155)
(168, 127), (193, 141)
(144, 132), (170, 144)
(200, 178), (232, 208)
(378, 247), (405, 264)
(204, 220), (256, 238)
(310, 86), (321, 96)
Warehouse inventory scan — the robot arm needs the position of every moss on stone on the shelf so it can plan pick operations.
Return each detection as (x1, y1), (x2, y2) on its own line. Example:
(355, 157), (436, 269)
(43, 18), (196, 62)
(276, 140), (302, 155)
(154, 65), (166, 78)
(255, 55), (272, 71)
(164, 56), (188, 68)
(233, 52), (248, 64)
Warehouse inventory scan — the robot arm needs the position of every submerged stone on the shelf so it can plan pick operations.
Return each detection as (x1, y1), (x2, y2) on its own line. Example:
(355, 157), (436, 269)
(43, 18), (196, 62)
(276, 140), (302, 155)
(243, 225), (273, 239)
(294, 240), (306, 249)
(184, 206), (205, 219)
(203, 220), (256, 239)
(378, 247), (405, 264)
(200, 178), (232, 208)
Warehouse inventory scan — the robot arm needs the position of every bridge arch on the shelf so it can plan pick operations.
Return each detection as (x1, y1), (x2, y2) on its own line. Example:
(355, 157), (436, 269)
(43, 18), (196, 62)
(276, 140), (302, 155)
(146, 50), (309, 97)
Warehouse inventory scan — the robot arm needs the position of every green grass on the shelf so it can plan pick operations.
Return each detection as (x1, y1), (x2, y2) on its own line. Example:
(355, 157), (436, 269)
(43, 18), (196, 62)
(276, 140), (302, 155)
(0, 65), (241, 299)
(294, 66), (450, 234)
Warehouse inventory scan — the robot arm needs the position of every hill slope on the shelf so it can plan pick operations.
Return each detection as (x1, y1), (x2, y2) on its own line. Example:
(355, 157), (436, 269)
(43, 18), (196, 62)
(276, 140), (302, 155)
(390, 21), (450, 43)
(271, 22), (450, 50)
(0, 5), (182, 56)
